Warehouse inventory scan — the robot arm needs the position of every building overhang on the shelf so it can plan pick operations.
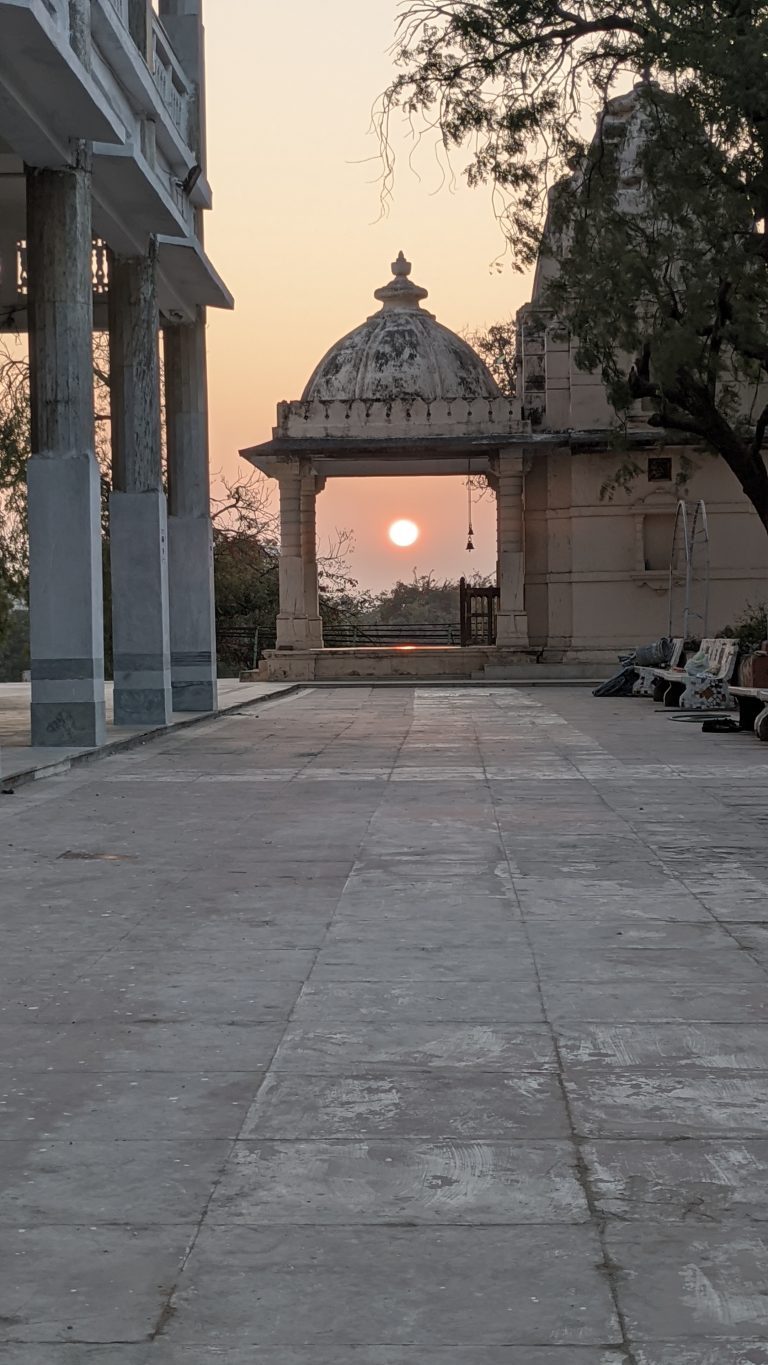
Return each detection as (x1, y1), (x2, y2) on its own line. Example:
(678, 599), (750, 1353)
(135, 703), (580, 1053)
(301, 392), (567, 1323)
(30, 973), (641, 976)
(91, 143), (189, 251)
(0, 0), (124, 163)
(156, 236), (234, 316)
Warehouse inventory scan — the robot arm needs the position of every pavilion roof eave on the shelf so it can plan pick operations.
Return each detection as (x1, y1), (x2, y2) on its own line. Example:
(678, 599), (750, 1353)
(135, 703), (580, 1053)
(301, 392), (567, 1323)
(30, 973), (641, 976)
(239, 424), (669, 472)
(241, 433), (527, 461)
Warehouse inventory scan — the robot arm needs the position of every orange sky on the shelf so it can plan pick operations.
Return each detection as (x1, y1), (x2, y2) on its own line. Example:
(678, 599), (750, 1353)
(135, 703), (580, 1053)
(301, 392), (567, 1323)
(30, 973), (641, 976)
(202, 0), (534, 590)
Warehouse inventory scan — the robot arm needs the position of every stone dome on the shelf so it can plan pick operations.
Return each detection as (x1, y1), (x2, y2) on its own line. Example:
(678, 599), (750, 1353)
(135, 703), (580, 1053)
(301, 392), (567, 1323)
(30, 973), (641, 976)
(301, 253), (501, 403)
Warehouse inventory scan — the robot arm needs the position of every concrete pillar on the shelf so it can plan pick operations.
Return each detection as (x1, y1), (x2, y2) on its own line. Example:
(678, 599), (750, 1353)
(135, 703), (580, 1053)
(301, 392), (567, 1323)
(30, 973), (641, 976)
(301, 473), (323, 648)
(495, 448), (529, 647)
(26, 148), (106, 748)
(68, 0), (92, 67)
(275, 467), (307, 648)
(108, 242), (172, 726)
(165, 314), (217, 711)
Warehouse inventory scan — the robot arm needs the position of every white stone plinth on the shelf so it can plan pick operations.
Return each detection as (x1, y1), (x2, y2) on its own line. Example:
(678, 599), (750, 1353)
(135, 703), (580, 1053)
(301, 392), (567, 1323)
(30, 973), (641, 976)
(110, 490), (172, 726)
(28, 450), (106, 747)
(168, 513), (218, 712)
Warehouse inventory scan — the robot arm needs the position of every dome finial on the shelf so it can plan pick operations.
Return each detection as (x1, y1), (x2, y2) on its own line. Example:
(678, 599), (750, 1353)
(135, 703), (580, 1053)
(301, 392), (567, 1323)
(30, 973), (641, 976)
(374, 252), (430, 311)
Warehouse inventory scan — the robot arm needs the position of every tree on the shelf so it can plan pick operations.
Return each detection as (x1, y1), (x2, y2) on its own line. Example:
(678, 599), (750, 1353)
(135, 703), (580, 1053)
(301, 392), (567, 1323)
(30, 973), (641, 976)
(463, 319), (516, 396)
(0, 344), (30, 607)
(363, 569), (494, 625)
(211, 468), (368, 672)
(379, 2), (768, 532)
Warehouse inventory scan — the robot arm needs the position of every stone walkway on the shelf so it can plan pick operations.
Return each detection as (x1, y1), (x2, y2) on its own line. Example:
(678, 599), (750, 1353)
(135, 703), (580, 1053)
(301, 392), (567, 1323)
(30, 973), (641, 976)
(0, 679), (298, 787)
(2, 684), (768, 1363)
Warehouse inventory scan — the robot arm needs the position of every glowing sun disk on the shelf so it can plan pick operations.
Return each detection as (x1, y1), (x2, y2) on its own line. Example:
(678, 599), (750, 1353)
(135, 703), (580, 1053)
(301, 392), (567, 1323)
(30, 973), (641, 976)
(389, 519), (419, 547)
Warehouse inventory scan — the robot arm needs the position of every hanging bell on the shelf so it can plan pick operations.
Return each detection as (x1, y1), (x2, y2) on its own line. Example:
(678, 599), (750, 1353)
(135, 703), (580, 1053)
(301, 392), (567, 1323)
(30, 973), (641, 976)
(466, 534), (474, 552)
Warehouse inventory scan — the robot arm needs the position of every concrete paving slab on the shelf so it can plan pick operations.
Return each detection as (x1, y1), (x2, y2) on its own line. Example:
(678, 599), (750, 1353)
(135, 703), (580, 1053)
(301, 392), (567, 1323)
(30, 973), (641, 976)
(634, 1345), (768, 1364)
(164, 1225), (619, 1347)
(0, 1070), (264, 1140)
(25, 975), (303, 1025)
(542, 981), (768, 1024)
(0, 1139), (230, 1224)
(534, 945), (766, 984)
(584, 1139), (768, 1222)
(0, 1223), (193, 1343)
(309, 944), (539, 980)
(564, 1068), (768, 1138)
(271, 1022), (557, 1071)
(292, 978), (546, 1023)
(144, 1350), (628, 1365)
(557, 1024), (768, 1071)
(0, 1022), (284, 1072)
(0, 1351), (150, 1365)
(241, 1069), (569, 1140)
(207, 1138), (588, 1225)
(605, 1224), (768, 1341)
(2, 684), (768, 1358)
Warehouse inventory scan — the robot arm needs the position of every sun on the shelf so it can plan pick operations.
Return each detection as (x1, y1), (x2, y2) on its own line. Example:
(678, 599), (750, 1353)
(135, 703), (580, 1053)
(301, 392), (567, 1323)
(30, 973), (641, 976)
(388, 519), (419, 547)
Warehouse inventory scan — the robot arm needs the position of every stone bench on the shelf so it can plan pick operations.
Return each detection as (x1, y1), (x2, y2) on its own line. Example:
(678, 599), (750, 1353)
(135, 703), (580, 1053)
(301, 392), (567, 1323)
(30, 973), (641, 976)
(651, 638), (739, 710)
(632, 638), (685, 697)
(729, 685), (768, 741)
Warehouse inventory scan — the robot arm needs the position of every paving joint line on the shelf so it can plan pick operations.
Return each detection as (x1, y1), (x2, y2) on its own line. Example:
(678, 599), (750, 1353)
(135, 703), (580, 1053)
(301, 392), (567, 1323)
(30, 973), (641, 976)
(147, 693), (410, 1343)
(476, 696), (638, 1365)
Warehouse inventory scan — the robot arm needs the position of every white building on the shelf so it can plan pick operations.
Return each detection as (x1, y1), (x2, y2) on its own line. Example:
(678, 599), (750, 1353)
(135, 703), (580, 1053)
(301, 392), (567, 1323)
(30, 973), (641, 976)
(0, 0), (232, 744)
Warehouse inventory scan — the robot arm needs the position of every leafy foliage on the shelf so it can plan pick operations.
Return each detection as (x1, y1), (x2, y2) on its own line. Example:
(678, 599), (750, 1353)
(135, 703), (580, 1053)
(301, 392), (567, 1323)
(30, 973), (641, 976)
(362, 569), (493, 624)
(463, 319), (517, 395)
(722, 600), (768, 651)
(379, 2), (768, 530)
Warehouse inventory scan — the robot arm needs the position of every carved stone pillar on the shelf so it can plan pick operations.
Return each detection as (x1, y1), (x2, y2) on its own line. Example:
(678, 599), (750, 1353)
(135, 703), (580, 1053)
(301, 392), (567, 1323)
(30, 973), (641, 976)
(109, 241), (173, 726)
(301, 473), (324, 648)
(276, 466), (308, 648)
(495, 447), (529, 647)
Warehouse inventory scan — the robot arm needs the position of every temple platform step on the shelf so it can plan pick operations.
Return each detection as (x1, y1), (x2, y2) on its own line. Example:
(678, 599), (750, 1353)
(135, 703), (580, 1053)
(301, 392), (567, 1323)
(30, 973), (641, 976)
(244, 647), (611, 684)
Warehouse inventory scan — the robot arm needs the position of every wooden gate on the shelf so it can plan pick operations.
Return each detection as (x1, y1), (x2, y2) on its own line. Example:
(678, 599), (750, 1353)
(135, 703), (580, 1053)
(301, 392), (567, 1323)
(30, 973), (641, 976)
(459, 578), (498, 646)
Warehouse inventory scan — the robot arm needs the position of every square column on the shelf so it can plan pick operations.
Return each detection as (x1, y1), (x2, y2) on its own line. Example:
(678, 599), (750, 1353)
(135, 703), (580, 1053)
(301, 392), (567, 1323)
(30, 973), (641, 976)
(495, 447), (529, 647)
(26, 148), (106, 748)
(108, 242), (172, 726)
(165, 315), (217, 712)
(301, 473), (323, 648)
(276, 466), (308, 648)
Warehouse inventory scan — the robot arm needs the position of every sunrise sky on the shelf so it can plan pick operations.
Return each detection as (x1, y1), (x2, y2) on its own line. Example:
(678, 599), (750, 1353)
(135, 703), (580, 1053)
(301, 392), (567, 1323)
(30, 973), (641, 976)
(201, 0), (534, 590)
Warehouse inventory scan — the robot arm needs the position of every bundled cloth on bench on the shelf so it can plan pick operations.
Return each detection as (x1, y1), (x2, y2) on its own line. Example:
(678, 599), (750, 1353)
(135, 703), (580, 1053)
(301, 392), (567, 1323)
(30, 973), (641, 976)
(593, 637), (674, 698)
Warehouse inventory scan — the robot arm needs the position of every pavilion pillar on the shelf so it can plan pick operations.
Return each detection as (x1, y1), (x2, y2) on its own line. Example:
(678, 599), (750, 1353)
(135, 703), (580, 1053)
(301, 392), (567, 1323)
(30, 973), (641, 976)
(495, 447), (529, 647)
(164, 314), (218, 712)
(108, 241), (173, 726)
(276, 466), (308, 648)
(301, 473), (324, 647)
(26, 147), (106, 747)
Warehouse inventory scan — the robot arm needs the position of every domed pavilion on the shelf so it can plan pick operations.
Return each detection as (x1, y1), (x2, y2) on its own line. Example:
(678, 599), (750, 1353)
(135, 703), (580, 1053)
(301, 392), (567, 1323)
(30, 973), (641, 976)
(245, 99), (768, 680)
(241, 253), (532, 678)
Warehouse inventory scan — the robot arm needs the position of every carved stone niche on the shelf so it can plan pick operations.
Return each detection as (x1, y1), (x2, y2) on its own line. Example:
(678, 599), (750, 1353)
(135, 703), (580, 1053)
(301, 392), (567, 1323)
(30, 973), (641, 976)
(631, 487), (682, 594)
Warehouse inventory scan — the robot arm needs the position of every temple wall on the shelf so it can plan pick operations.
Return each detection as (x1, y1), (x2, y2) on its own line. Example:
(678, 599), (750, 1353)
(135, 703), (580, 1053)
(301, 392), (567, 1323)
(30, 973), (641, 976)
(526, 446), (768, 659)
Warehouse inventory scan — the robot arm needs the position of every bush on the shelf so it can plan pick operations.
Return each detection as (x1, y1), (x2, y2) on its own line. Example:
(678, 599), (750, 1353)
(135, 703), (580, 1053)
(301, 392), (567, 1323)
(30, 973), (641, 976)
(721, 602), (768, 653)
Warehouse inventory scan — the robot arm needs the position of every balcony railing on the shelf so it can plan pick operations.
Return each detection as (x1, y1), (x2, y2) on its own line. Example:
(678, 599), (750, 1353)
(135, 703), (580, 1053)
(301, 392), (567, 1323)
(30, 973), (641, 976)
(96, 0), (191, 145)
(151, 16), (191, 143)
(15, 240), (111, 297)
